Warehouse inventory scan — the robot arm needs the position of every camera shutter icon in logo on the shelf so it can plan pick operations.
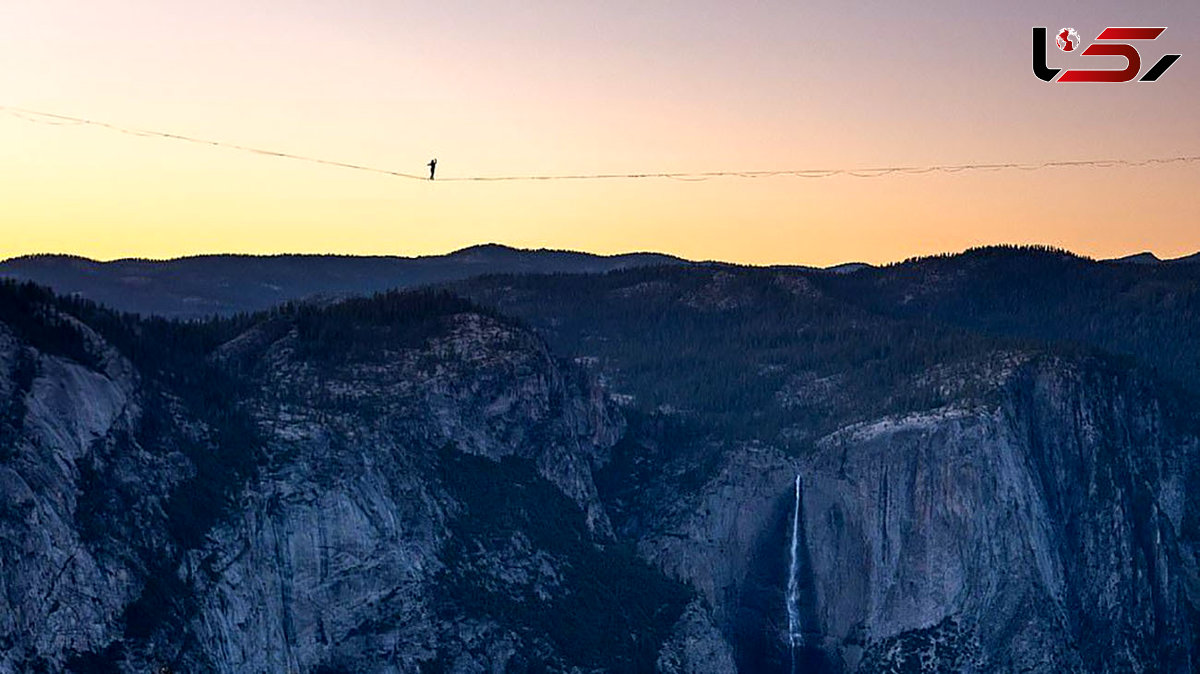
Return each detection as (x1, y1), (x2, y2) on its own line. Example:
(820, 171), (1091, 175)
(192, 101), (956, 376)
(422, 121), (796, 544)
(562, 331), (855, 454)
(1056, 28), (1081, 52)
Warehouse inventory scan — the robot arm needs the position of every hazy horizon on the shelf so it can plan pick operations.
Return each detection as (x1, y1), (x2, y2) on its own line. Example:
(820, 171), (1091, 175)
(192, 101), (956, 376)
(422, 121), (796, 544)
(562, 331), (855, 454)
(2, 239), (1196, 268)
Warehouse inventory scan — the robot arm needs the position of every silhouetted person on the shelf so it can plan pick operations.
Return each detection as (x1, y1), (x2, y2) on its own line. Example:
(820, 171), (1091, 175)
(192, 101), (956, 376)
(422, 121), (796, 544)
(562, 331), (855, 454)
(427, 158), (437, 180)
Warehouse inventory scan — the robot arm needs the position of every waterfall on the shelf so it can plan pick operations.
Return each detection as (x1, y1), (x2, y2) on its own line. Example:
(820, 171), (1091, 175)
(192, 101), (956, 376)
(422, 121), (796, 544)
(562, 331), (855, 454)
(786, 474), (803, 662)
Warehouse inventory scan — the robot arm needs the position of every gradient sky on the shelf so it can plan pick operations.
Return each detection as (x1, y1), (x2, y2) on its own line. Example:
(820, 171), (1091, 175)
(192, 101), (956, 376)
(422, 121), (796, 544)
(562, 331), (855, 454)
(2, 0), (1198, 265)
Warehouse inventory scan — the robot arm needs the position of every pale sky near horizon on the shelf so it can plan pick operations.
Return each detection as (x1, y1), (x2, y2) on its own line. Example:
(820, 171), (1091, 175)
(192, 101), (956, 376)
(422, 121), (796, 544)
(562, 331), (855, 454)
(1, 0), (1198, 266)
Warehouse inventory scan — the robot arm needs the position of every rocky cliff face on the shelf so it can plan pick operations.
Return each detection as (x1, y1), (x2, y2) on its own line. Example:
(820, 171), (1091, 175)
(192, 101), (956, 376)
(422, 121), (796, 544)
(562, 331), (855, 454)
(0, 310), (206, 673)
(173, 309), (627, 672)
(798, 356), (1198, 672)
(626, 354), (1199, 673)
(0, 288), (698, 673)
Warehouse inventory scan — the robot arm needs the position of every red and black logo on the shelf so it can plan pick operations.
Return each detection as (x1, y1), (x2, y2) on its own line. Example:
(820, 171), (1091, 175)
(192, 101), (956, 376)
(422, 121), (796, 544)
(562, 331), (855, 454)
(1033, 27), (1181, 83)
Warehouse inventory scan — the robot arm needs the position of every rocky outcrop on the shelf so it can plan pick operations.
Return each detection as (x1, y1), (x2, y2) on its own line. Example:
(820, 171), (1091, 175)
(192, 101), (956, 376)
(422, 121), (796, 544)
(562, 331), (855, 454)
(656, 599), (738, 674)
(0, 317), (169, 673)
(0, 291), (683, 673)
(624, 354), (1199, 673)
(795, 357), (1198, 672)
(169, 310), (628, 672)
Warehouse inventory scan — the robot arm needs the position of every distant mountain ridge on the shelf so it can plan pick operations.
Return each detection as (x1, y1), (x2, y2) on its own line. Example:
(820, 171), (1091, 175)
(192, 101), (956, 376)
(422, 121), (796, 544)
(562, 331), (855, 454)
(1105, 250), (1200, 264)
(0, 244), (687, 318)
(3, 243), (1199, 320)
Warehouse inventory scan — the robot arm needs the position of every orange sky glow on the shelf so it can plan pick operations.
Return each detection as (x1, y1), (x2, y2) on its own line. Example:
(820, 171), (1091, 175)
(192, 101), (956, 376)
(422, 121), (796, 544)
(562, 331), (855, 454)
(1, 0), (1198, 266)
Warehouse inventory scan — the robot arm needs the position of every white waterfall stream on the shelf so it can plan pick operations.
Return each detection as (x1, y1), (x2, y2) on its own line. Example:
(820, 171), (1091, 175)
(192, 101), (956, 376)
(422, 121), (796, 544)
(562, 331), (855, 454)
(786, 474), (803, 667)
